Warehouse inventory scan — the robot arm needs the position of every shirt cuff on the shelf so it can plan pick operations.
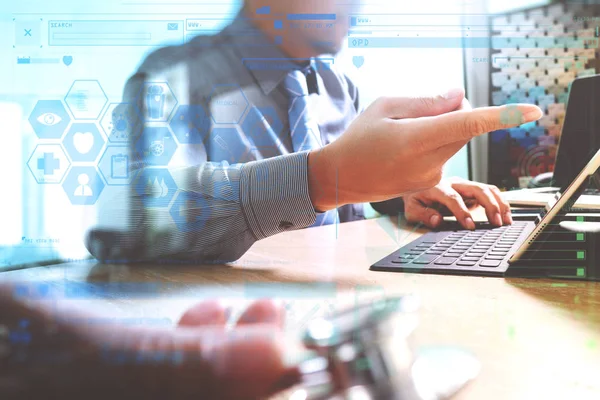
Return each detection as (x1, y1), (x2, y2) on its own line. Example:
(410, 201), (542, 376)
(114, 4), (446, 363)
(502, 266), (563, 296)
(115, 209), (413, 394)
(240, 152), (318, 240)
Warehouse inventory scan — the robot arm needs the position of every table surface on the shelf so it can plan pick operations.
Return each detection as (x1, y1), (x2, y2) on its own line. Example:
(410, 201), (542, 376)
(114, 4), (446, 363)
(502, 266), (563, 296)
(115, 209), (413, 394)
(4, 214), (600, 400)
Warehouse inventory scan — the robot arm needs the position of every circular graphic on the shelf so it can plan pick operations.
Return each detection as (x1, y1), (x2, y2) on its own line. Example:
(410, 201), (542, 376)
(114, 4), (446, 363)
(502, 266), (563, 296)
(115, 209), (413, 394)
(150, 140), (165, 157)
(134, 127), (178, 166)
(516, 144), (557, 178)
(100, 102), (140, 143)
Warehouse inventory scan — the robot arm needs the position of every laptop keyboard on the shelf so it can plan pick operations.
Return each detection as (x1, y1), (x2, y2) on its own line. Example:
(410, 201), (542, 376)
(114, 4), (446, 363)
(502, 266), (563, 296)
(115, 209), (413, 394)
(584, 188), (600, 195)
(390, 221), (530, 269)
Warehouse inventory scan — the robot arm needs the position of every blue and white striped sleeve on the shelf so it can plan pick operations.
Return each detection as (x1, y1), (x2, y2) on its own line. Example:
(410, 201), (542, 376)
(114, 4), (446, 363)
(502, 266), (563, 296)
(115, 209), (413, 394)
(87, 152), (319, 264)
(86, 69), (319, 264)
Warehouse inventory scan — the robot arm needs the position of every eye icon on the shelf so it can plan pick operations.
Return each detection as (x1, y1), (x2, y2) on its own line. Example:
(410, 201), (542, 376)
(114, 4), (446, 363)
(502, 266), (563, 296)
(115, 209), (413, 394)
(37, 113), (62, 126)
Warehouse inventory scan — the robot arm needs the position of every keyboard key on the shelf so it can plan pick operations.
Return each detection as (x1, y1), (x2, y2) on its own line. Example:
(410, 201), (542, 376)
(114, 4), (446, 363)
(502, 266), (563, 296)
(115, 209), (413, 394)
(434, 257), (458, 265)
(426, 251), (444, 255)
(479, 260), (501, 268)
(412, 255), (440, 265)
(457, 260), (477, 266)
(460, 256), (481, 261)
(398, 253), (416, 259)
(446, 249), (464, 254)
(485, 255), (505, 260)
(466, 252), (486, 257)
(392, 258), (412, 264)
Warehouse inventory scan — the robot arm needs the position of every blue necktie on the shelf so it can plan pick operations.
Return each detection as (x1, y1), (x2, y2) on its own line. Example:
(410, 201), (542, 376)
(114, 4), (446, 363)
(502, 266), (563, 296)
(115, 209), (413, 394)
(284, 67), (338, 227)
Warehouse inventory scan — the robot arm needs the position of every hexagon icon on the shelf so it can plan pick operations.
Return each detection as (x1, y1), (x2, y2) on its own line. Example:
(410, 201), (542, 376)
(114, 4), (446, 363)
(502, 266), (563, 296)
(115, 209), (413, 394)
(98, 146), (139, 186)
(63, 123), (106, 163)
(65, 80), (108, 120)
(27, 144), (71, 184)
(206, 126), (252, 164)
(241, 106), (284, 147)
(135, 127), (178, 166)
(136, 82), (178, 122)
(209, 84), (249, 124)
(210, 164), (243, 201)
(62, 166), (105, 205)
(134, 168), (177, 208)
(28, 100), (71, 139)
(169, 190), (210, 232)
(169, 104), (211, 144)
(100, 102), (141, 143)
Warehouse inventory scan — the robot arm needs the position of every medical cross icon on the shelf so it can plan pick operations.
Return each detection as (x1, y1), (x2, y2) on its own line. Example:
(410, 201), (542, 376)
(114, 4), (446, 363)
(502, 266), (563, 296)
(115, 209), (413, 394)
(179, 199), (202, 223)
(24, 29), (32, 37)
(37, 152), (60, 175)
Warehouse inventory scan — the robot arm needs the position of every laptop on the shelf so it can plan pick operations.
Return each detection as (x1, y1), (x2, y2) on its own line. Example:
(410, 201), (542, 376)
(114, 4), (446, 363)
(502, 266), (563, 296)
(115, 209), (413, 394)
(371, 98), (600, 279)
(502, 74), (600, 209)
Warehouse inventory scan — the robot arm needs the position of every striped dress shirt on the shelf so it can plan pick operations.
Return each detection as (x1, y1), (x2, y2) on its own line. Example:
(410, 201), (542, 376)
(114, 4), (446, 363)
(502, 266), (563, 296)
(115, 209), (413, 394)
(86, 11), (400, 264)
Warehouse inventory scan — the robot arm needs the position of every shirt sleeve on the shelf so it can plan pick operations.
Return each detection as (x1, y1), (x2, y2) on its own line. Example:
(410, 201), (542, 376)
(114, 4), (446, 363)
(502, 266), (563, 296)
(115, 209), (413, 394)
(85, 72), (318, 265)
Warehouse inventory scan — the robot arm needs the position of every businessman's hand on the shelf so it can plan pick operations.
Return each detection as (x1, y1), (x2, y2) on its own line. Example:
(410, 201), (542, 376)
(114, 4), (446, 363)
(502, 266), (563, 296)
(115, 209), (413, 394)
(403, 177), (513, 230)
(307, 89), (543, 211)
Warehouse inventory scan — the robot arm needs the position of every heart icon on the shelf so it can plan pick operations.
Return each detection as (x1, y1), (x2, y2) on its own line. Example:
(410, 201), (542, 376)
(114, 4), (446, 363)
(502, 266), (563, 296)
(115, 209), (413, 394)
(63, 56), (73, 66)
(352, 55), (365, 69)
(73, 132), (94, 154)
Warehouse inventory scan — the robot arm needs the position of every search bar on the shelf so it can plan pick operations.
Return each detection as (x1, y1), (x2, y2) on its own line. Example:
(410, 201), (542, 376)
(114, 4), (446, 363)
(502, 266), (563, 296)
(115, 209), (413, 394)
(53, 33), (152, 40)
(48, 20), (184, 46)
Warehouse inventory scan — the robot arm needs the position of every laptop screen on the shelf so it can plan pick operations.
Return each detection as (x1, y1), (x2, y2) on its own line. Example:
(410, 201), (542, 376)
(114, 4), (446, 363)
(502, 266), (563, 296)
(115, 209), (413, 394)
(553, 75), (600, 190)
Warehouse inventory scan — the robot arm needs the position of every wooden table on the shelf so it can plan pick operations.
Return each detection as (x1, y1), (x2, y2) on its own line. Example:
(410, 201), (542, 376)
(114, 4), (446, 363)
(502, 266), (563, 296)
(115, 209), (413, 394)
(4, 216), (600, 400)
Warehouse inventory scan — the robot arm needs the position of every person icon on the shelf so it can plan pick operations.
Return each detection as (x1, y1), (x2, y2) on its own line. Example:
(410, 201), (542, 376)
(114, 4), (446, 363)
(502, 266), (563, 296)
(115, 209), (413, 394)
(74, 173), (93, 197)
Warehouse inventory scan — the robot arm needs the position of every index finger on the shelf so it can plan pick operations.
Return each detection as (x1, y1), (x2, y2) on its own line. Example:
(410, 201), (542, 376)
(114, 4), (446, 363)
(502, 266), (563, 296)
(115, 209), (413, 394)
(404, 103), (543, 149)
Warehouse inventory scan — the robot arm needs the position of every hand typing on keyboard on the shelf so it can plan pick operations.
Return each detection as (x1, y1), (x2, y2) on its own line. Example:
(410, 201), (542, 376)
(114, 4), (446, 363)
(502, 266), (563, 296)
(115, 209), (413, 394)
(402, 177), (513, 230)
